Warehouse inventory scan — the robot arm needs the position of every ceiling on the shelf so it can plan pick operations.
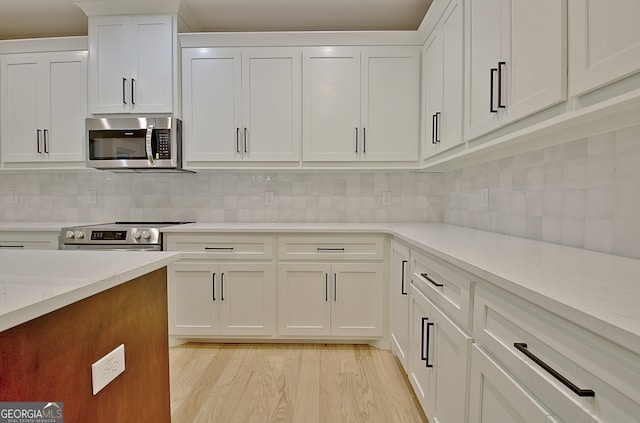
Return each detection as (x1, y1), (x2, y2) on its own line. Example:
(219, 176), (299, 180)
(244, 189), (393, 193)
(0, 0), (432, 41)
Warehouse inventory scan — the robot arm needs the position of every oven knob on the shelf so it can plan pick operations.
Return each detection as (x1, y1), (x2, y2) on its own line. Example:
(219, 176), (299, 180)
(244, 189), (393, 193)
(66, 230), (75, 239)
(141, 230), (151, 239)
(74, 231), (85, 239)
(133, 231), (141, 240)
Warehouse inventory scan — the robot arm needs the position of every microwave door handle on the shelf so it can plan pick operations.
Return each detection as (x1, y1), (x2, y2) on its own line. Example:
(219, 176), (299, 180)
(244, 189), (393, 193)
(146, 124), (155, 164)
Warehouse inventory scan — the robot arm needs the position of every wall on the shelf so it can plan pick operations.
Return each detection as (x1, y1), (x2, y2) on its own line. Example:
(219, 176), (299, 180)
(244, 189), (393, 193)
(442, 123), (640, 259)
(0, 171), (445, 224)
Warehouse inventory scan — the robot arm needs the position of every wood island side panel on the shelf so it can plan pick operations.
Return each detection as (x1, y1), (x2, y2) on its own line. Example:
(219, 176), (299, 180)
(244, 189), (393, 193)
(0, 268), (171, 423)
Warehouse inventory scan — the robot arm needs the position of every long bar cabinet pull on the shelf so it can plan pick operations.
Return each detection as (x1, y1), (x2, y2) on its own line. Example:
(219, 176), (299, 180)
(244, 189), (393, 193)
(401, 260), (408, 295)
(244, 128), (248, 154)
(420, 317), (429, 361)
(122, 78), (127, 104)
(334, 273), (337, 301)
(205, 247), (235, 251)
(36, 129), (42, 153)
(421, 272), (443, 288)
(221, 273), (225, 301)
(43, 129), (49, 153)
(432, 114), (437, 144)
(425, 321), (434, 368)
(363, 127), (366, 153)
(317, 247), (345, 252)
(497, 61), (506, 109)
(236, 128), (240, 153)
(131, 78), (135, 105)
(212, 273), (216, 301)
(325, 273), (329, 302)
(513, 343), (595, 397)
(490, 68), (497, 113)
(435, 112), (441, 143)
(355, 127), (359, 153)
(0, 245), (24, 249)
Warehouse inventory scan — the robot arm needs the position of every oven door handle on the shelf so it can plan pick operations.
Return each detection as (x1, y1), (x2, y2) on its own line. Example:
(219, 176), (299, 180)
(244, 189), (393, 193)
(145, 124), (155, 164)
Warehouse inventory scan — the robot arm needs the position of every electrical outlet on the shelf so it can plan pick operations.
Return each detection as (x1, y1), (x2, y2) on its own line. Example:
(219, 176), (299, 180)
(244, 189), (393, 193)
(9, 190), (19, 205)
(382, 191), (392, 207)
(480, 188), (489, 209)
(264, 191), (275, 206)
(88, 190), (97, 205)
(91, 344), (125, 395)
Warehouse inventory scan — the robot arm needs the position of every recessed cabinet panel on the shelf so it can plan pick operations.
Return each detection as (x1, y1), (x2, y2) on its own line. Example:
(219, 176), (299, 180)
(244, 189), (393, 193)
(569, 0), (640, 96)
(390, 240), (410, 372)
(91, 17), (129, 114)
(169, 263), (219, 335)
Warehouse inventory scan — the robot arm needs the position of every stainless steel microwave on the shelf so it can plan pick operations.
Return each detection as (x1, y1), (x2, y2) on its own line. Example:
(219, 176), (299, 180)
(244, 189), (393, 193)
(86, 117), (186, 172)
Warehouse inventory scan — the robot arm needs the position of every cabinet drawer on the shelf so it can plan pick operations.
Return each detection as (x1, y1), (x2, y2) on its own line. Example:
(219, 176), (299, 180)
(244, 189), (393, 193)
(411, 248), (473, 331)
(474, 283), (640, 423)
(0, 232), (59, 250)
(165, 234), (274, 259)
(278, 235), (384, 261)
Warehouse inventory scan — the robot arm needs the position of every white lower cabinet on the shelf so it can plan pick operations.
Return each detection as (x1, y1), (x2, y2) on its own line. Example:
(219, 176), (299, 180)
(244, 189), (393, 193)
(278, 262), (384, 338)
(168, 261), (275, 337)
(409, 283), (472, 423)
(0, 231), (59, 250)
(469, 345), (556, 423)
(390, 239), (410, 372)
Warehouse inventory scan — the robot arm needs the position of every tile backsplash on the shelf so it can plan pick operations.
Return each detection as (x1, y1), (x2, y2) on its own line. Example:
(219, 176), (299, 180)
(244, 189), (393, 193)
(1, 123), (639, 259)
(0, 171), (444, 224)
(442, 123), (640, 259)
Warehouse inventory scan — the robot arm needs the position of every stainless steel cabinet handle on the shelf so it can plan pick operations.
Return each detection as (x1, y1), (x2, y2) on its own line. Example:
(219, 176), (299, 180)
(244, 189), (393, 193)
(498, 61), (506, 109)
(43, 129), (49, 153)
(145, 124), (154, 164)
(514, 343), (595, 397)
(36, 129), (42, 153)
(401, 260), (408, 295)
(421, 272), (443, 288)
(212, 273), (216, 301)
(131, 78), (135, 105)
(122, 78), (127, 104)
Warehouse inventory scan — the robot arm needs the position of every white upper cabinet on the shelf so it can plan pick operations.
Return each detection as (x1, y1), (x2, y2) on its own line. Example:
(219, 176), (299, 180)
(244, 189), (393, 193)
(569, 0), (640, 96)
(422, 0), (464, 159)
(465, 0), (566, 141)
(88, 15), (173, 114)
(303, 46), (419, 163)
(182, 47), (301, 164)
(1, 51), (87, 165)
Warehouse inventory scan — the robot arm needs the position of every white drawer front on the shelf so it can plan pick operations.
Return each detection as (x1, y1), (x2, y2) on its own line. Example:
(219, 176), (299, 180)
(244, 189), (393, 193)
(474, 283), (640, 423)
(165, 234), (274, 259)
(411, 248), (473, 331)
(278, 235), (384, 261)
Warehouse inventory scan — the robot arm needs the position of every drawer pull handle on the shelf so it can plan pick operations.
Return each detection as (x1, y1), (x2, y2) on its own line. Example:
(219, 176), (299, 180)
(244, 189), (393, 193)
(421, 272), (443, 288)
(317, 247), (345, 252)
(212, 273), (216, 301)
(221, 273), (225, 301)
(420, 318), (434, 368)
(0, 245), (24, 248)
(514, 343), (595, 397)
(205, 247), (234, 251)
(401, 260), (408, 295)
(325, 273), (328, 302)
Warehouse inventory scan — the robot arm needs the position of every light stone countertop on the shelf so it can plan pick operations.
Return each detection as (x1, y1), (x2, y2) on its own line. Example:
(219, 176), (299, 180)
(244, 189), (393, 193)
(0, 222), (93, 232)
(164, 222), (640, 354)
(0, 250), (181, 332)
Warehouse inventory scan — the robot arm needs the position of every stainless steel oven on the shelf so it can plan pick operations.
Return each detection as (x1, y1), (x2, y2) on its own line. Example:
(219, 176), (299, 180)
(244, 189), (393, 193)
(59, 222), (190, 251)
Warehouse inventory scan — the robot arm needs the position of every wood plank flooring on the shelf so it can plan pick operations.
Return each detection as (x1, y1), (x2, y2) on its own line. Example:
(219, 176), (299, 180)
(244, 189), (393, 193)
(169, 343), (428, 423)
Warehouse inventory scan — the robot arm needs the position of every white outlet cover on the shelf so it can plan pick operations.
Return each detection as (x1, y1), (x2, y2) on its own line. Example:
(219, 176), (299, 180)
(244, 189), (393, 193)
(382, 191), (392, 207)
(91, 344), (125, 395)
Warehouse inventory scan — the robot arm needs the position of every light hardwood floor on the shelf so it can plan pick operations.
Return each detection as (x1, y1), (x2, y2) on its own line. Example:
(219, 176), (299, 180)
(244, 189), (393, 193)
(169, 343), (428, 423)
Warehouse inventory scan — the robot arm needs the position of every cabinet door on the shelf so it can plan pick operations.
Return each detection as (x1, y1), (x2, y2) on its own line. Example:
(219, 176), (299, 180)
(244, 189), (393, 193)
(241, 48), (301, 162)
(88, 15), (130, 114)
(469, 345), (554, 423)
(360, 47), (419, 162)
(569, 0), (640, 96)
(465, 0), (503, 140)
(302, 47), (360, 162)
(278, 263), (331, 336)
(422, 27), (444, 159)
(45, 51), (87, 162)
(182, 48), (242, 162)
(408, 286), (436, 413)
(440, 0), (464, 152)
(129, 15), (173, 113)
(1, 55), (41, 162)
(331, 263), (384, 337)
(431, 302), (473, 423)
(218, 263), (275, 336)
(390, 241), (410, 371)
(167, 262), (219, 336)
(506, 0), (566, 123)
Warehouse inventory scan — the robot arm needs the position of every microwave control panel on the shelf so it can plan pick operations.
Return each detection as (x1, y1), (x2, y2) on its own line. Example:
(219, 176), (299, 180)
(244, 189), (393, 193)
(156, 130), (171, 159)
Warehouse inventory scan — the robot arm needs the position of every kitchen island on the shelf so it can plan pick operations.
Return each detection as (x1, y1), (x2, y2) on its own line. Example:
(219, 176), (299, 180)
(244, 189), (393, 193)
(0, 250), (180, 423)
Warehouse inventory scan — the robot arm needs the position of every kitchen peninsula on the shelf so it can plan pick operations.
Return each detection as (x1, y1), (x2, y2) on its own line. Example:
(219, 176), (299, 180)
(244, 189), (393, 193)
(0, 249), (180, 422)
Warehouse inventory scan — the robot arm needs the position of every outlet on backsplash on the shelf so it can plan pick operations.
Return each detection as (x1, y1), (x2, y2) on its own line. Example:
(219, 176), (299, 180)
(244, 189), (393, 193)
(9, 190), (19, 205)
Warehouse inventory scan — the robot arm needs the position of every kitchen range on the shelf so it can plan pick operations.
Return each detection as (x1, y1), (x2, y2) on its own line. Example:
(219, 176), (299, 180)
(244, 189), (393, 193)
(59, 221), (191, 251)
